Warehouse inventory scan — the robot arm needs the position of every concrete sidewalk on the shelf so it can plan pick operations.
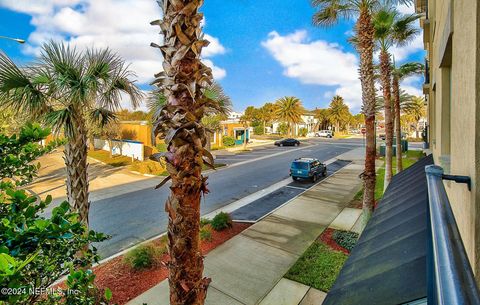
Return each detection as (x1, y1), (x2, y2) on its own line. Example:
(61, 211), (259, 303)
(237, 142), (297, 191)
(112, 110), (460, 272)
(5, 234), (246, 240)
(128, 148), (365, 305)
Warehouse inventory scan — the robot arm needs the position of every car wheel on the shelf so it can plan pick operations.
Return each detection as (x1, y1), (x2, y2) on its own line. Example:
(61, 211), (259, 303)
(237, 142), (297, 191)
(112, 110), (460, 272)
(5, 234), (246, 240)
(312, 174), (318, 182)
(296, 142), (300, 146)
(280, 143), (283, 147)
(292, 176), (298, 181)
(323, 169), (327, 177)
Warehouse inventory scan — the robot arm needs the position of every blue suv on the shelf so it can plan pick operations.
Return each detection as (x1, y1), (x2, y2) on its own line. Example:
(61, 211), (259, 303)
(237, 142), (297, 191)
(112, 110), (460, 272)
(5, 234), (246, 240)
(290, 158), (327, 182)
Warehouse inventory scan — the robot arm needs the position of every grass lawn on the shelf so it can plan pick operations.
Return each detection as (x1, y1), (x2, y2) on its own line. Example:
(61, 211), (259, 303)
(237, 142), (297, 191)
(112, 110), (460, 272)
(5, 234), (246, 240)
(88, 150), (133, 167)
(285, 241), (348, 292)
(354, 150), (424, 201)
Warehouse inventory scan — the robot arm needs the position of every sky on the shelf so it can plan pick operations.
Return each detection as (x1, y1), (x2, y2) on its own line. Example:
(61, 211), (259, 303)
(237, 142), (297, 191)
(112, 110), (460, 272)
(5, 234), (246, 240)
(0, 0), (425, 114)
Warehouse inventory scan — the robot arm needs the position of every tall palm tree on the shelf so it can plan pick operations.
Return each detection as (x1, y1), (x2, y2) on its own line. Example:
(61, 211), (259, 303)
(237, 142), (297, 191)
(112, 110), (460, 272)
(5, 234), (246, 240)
(392, 62), (423, 171)
(274, 96), (304, 137)
(374, 7), (419, 188)
(314, 108), (331, 131)
(404, 96), (426, 138)
(0, 42), (142, 227)
(312, 0), (413, 225)
(328, 95), (350, 133)
(150, 1), (216, 303)
(259, 102), (275, 134)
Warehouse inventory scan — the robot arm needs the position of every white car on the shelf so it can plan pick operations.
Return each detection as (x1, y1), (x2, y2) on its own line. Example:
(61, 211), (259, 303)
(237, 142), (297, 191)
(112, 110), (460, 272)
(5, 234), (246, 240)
(316, 130), (333, 138)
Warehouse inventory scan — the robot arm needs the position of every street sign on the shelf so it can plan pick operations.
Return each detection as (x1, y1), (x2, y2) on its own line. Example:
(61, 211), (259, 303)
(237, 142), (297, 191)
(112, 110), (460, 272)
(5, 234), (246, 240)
(361, 128), (366, 135)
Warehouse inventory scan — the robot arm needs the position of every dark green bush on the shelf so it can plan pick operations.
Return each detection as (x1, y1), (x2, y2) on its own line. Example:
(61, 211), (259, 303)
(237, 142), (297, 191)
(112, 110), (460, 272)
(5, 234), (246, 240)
(124, 244), (160, 270)
(222, 136), (235, 147)
(332, 230), (359, 252)
(200, 225), (213, 242)
(0, 186), (108, 305)
(211, 212), (233, 231)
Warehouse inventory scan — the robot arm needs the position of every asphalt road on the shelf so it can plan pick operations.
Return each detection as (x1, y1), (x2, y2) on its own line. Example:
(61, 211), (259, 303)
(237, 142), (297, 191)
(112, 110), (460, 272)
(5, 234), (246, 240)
(90, 138), (363, 258)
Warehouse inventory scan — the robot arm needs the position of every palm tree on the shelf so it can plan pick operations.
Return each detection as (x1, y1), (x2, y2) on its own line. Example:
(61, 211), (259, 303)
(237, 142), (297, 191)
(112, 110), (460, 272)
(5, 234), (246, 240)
(404, 96), (426, 138)
(328, 95), (350, 133)
(374, 7), (419, 188)
(150, 1), (216, 302)
(312, 0), (413, 225)
(314, 108), (331, 131)
(392, 62), (423, 171)
(148, 81), (232, 149)
(0, 42), (142, 227)
(259, 102), (275, 134)
(274, 96), (304, 137)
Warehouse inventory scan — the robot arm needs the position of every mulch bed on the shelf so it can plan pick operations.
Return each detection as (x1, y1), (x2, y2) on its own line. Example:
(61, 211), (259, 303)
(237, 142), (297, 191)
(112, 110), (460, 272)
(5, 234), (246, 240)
(93, 222), (251, 305)
(318, 228), (350, 255)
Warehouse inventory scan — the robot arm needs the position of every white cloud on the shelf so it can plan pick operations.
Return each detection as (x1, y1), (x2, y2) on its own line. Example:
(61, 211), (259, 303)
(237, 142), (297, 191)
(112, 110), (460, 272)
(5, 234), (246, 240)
(262, 30), (362, 111)
(401, 75), (423, 97)
(390, 34), (424, 62)
(397, 3), (415, 14)
(1, 0), (227, 89)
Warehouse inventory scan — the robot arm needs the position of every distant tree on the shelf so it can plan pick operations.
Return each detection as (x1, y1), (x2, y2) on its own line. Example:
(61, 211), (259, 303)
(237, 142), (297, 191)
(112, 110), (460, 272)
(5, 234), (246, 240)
(274, 96), (304, 136)
(328, 95), (350, 133)
(314, 108), (331, 131)
(259, 103), (275, 133)
(404, 96), (425, 138)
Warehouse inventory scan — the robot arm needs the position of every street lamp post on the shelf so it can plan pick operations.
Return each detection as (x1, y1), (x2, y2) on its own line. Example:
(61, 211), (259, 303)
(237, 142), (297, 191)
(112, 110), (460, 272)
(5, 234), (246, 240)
(0, 36), (25, 44)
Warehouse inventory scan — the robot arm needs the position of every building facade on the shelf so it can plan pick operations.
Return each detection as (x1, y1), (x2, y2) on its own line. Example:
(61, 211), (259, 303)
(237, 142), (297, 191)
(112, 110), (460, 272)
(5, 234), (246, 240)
(419, 0), (480, 278)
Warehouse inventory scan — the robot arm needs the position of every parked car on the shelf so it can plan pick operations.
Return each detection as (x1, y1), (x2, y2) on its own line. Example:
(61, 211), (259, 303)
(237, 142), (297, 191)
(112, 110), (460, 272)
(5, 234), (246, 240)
(290, 158), (327, 182)
(315, 130), (333, 138)
(274, 138), (300, 146)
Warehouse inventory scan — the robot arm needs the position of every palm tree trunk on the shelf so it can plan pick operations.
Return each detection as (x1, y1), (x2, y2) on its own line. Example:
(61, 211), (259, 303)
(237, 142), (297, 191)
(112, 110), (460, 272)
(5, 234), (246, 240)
(152, 1), (211, 303)
(108, 139), (113, 158)
(357, 8), (376, 227)
(64, 117), (90, 227)
(206, 131), (212, 150)
(380, 50), (393, 190)
(392, 74), (403, 172)
(263, 121), (266, 134)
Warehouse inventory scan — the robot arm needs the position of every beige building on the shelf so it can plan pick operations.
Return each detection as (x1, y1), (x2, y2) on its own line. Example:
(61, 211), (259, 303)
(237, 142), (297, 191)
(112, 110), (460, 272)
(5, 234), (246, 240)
(418, 0), (480, 278)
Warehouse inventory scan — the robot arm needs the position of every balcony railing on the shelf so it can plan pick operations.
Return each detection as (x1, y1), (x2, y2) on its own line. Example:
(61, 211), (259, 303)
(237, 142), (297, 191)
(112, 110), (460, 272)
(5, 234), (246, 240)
(425, 165), (480, 305)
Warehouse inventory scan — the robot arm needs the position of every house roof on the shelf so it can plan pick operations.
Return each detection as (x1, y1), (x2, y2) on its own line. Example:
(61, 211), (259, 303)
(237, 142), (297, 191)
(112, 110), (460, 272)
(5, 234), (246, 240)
(323, 154), (433, 305)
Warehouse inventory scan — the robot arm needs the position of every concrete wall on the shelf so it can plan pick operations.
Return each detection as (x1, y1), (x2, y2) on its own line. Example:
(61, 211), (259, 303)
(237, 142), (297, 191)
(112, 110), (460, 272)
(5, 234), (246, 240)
(94, 138), (144, 161)
(423, 0), (480, 278)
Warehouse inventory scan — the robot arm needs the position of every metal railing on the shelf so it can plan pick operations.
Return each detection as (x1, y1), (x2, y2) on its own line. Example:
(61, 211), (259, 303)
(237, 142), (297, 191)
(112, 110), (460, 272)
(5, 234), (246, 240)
(425, 165), (480, 305)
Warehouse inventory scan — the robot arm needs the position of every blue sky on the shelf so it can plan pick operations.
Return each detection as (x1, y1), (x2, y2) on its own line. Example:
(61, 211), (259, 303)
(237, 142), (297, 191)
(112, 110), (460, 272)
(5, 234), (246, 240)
(0, 0), (424, 114)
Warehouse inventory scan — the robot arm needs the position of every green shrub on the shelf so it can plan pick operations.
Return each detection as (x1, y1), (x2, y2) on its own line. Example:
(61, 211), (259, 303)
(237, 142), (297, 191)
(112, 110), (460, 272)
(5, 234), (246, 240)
(222, 136), (235, 147)
(332, 230), (359, 252)
(211, 212), (233, 231)
(253, 125), (264, 135)
(298, 127), (308, 137)
(124, 244), (161, 270)
(200, 225), (213, 242)
(200, 218), (211, 227)
(0, 127), (109, 305)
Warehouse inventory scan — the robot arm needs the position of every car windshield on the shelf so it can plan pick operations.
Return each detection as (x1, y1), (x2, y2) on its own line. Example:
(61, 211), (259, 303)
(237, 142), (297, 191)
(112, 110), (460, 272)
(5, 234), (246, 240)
(291, 162), (309, 170)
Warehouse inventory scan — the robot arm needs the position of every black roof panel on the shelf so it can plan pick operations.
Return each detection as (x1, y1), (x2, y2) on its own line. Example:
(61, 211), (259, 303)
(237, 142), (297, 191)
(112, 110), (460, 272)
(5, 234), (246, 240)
(323, 154), (433, 305)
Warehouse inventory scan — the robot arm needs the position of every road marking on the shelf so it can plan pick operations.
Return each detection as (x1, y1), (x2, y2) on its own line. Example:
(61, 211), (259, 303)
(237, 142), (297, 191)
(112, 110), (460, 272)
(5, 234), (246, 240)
(225, 144), (321, 169)
(285, 185), (309, 190)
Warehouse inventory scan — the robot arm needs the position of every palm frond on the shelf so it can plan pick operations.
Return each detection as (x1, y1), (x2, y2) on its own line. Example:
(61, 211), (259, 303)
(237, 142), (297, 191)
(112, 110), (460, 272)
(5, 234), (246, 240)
(44, 108), (75, 137)
(0, 52), (49, 116)
(312, 0), (355, 27)
(89, 108), (118, 128)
